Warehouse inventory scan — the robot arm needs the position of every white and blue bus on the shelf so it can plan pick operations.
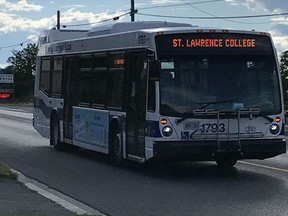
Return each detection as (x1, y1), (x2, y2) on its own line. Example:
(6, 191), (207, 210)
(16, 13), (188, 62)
(33, 21), (286, 166)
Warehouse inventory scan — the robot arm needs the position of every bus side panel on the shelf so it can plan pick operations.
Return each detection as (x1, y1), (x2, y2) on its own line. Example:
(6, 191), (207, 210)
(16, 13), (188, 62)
(33, 97), (52, 139)
(72, 106), (109, 154)
(33, 92), (64, 140)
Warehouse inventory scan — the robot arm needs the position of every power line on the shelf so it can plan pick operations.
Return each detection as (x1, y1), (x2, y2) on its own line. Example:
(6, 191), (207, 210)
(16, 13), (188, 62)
(136, 0), (225, 11)
(0, 32), (42, 59)
(62, 12), (129, 28)
(132, 0), (286, 25)
(0, 11), (129, 52)
(61, 0), (222, 27)
(1, 1), (286, 52)
(177, 0), (276, 24)
(137, 11), (288, 20)
(180, 0), (223, 19)
(0, 37), (36, 50)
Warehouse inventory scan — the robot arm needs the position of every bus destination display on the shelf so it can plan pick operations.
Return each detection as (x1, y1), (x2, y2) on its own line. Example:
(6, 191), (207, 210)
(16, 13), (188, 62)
(172, 38), (256, 48)
(156, 33), (272, 55)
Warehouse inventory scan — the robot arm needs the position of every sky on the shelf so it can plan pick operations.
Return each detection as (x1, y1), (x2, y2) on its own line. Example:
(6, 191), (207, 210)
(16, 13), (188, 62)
(0, 0), (287, 68)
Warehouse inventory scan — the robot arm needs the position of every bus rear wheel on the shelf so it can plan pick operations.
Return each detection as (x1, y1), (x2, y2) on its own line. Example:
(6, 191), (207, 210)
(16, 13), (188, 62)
(50, 116), (65, 151)
(109, 126), (124, 165)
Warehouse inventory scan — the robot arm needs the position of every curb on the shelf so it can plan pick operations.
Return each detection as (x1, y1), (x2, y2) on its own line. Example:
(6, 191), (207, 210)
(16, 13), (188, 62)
(12, 169), (105, 216)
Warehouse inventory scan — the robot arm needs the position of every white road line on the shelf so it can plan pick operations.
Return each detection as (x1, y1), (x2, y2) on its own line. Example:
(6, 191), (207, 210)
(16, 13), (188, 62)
(239, 161), (288, 174)
(12, 169), (105, 216)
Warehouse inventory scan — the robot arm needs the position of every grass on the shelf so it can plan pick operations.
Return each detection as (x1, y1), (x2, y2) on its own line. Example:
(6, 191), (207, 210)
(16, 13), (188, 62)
(0, 163), (17, 179)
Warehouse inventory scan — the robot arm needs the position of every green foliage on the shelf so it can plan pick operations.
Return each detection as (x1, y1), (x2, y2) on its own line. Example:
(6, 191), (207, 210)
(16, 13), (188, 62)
(4, 43), (37, 101)
(280, 50), (288, 102)
(0, 163), (17, 179)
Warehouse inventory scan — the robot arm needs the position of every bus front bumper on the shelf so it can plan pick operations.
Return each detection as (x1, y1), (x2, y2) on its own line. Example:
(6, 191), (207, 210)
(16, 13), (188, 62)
(153, 139), (286, 161)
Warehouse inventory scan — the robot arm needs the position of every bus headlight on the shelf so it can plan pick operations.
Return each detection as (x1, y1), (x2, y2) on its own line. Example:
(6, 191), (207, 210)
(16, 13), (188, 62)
(162, 126), (173, 137)
(269, 124), (279, 135)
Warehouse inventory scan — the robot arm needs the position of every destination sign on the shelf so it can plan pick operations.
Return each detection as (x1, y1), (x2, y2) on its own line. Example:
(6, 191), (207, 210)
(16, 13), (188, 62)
(156, 33), (272, 56)
(172, 38), (256, 48)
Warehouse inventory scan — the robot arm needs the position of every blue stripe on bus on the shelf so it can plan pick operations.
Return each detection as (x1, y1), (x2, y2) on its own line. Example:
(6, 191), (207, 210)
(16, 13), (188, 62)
(146, 120), (161, 138)
(280, 123), (285, 136)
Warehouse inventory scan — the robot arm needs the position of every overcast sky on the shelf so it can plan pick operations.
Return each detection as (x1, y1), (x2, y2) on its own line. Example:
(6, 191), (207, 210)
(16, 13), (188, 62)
(0, 0), (287, 68)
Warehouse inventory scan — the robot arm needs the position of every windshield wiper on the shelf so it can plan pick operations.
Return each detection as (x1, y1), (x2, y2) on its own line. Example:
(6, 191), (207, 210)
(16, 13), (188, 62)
(176, 109), (218, 124)
(237, 108), (273, 122)
(175, 100), (235, 123)
(197, 99), (235, 109)
(175, 110), (196, 124)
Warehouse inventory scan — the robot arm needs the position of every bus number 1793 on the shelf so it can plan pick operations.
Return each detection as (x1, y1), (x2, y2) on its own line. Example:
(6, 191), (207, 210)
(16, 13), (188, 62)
(200, 123), (225, 133)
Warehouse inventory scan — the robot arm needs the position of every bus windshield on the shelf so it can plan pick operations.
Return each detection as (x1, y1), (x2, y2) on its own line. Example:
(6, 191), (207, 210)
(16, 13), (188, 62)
(159, 55), (281, 116)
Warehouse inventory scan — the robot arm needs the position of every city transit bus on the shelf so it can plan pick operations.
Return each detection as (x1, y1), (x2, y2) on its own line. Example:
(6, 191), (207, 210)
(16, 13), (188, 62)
(33, 21), (286, 166)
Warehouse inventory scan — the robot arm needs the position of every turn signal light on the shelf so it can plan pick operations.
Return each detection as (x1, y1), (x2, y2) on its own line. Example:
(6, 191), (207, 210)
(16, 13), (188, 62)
(160, 118), (167, 125)
(275, 117), (281, 123)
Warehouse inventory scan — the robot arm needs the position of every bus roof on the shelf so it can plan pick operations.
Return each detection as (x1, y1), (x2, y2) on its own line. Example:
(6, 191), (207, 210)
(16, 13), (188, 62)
(38, 21), (195, 45)
(38, 29), (88, 45)
(87, 21), (193, 37)
(39, 21), (270, 45)
(37, 21), (272, 57)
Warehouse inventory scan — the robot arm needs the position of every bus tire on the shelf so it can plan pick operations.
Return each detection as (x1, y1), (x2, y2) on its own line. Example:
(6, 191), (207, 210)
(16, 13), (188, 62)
(50, 115), (65, 151)
(216, 156), (237, 167)
(109, 125), (124, 165)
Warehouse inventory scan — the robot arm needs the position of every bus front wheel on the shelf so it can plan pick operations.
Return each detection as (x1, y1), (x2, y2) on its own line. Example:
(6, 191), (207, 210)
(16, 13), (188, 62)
(215, 156), (237, 167)
(50, 116), (65, 151)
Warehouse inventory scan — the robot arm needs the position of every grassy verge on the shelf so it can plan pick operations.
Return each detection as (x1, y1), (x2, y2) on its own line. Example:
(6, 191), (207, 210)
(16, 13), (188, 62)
(0, 163), (17, 179)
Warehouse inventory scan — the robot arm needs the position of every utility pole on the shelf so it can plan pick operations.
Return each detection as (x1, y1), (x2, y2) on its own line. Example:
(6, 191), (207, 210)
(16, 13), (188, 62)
(130, 0), (135, 22)
(57, 10), (60, 30)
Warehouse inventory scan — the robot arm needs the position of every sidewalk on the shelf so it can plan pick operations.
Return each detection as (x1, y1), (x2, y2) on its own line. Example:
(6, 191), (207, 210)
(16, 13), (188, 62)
(0, 103), (89, 216)
(0, 167), (102, 216)
(0, 177), (74, 216)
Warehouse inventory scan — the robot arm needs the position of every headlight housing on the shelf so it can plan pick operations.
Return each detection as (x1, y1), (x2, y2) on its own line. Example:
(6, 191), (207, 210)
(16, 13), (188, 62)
(162, 126), (173, 137)
(269, 124), (279, 135)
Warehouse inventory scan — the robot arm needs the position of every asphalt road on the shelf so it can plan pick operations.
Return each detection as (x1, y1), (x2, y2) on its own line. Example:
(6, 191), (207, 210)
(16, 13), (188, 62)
(1, 107), (288, 216)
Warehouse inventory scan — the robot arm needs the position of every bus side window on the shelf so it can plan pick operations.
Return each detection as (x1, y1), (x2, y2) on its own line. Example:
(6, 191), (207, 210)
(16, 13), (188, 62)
(91, 56), (107, 107)
(107, 53), (125, 109)
(91, 70), (107, 107)
(147, 78), (156, 112)
(78, 56), (93, 105)
(51, 57), (63, 97)
(79, 73), (91, 104)
(40, 58), (51, 95)
(108, 69), (124, 109)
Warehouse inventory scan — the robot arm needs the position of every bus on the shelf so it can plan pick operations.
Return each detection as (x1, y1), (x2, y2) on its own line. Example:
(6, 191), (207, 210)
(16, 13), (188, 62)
(33, 21), (286, 166)
(0, 73), (14, 101)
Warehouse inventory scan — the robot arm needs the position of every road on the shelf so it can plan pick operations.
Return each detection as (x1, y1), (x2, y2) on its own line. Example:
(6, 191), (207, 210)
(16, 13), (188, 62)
(0, 107), (288, 216)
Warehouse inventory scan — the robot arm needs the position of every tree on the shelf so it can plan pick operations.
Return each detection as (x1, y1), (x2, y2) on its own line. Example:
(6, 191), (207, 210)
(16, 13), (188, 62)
(280, 50), (288, 79)
(280, 50), (288, 102)
(6, 43), (37, 101)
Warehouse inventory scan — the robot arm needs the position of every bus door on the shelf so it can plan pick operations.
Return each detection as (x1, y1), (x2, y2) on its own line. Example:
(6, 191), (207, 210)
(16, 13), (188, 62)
(126, 52), (147, 160)
(63, 56), (78, 142)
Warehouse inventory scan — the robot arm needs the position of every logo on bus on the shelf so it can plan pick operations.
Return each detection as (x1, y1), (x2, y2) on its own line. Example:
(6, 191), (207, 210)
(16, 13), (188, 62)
(245, 125), (256, 133)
